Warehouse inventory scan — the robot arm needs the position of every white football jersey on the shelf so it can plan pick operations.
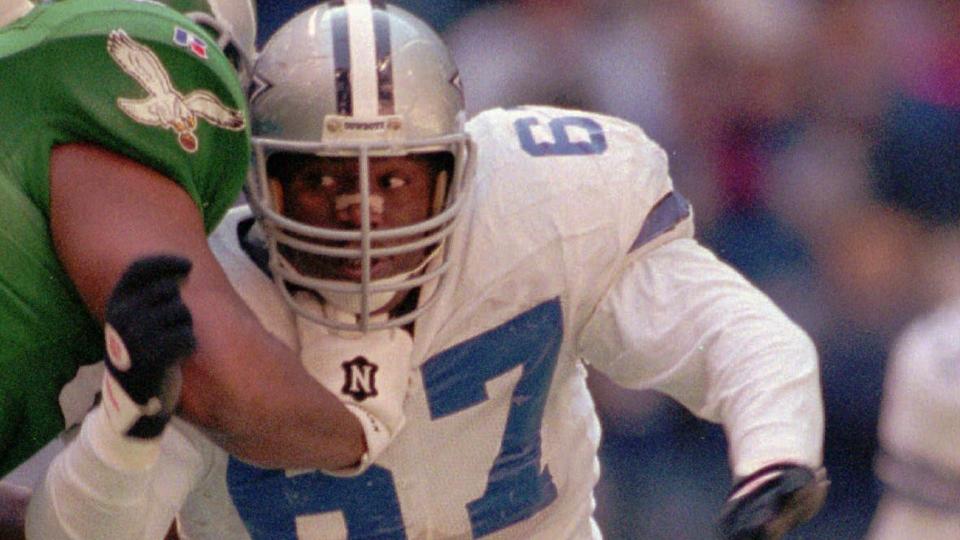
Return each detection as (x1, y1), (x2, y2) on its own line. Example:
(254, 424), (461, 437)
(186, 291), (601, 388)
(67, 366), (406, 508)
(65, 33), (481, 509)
(868, 299), (960, 540)
(29, 106), (823, 540)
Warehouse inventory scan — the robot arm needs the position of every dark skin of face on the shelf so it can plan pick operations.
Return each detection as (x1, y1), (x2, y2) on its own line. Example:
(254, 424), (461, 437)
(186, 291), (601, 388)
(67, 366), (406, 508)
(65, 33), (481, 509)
(269, 155), (440, 311)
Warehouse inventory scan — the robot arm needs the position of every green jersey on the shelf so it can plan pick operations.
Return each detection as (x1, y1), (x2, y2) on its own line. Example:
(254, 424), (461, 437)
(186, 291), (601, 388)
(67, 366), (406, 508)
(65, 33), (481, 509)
(0, 0), (249, 475)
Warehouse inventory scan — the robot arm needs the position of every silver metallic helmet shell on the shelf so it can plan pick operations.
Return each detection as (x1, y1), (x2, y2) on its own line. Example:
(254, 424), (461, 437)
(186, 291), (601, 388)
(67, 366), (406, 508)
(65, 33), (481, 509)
(247, 0), (474, 332)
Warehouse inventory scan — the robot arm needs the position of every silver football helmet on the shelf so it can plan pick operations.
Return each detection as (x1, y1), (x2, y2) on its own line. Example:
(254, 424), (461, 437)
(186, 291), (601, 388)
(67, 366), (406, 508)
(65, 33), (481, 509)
(247, 0), (474, 332)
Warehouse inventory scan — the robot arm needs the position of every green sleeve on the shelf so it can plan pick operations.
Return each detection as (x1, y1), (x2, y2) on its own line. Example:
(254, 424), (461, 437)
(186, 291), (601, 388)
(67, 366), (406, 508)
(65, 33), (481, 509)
(0, 0), (250, 475)
(7, 0), (250, 231)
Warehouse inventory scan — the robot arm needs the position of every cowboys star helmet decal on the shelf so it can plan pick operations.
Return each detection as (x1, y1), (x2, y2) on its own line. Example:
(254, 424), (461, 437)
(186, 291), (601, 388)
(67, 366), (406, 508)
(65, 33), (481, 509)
(107, 29), (245, 153)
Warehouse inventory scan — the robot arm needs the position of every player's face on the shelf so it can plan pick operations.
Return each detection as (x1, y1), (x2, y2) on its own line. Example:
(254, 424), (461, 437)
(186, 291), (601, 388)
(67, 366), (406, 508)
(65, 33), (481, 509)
(271, 154), (438, 285)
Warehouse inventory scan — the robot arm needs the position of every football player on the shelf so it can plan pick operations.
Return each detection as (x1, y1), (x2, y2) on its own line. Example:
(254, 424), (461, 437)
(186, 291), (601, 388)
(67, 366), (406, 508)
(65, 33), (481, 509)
(867, 300), (960, 539)
(0, 0), (374, 535)
(28, 1), (829, 538)
(865, 91), (960, 540)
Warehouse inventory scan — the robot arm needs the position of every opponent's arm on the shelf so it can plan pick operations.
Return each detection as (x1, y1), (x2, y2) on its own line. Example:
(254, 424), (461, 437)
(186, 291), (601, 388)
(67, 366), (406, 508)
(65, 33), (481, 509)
(50, 142), (363, 469)
(27, 259), (207, 540)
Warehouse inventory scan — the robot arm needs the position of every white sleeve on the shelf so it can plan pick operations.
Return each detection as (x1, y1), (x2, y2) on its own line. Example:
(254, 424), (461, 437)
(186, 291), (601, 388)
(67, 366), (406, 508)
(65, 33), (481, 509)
(578, 237), (823, 477)
(25, 408), (205, 540)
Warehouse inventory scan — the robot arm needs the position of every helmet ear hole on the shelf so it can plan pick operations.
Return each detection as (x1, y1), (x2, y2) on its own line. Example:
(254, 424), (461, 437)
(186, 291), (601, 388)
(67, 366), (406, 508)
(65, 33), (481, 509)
(222, 41), (241, 67)
(268, 178), (285, 215)
(432, 170), (448, 216)
(427, 152), (455, 216)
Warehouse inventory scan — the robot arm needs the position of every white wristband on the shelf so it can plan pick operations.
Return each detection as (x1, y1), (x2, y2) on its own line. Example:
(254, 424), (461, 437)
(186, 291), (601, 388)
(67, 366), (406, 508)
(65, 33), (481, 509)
(84, 405), (160, 472)
(325, 402), (407, 476)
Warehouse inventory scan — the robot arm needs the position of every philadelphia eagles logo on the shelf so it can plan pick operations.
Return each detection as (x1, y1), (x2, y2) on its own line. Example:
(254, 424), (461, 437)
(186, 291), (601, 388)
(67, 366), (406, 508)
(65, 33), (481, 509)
(107, 29), (245, 153)
(341, 356), (379, 402)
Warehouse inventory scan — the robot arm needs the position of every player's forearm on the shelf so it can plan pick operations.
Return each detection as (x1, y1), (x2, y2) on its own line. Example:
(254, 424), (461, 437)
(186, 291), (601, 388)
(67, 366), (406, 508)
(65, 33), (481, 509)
(664, 242), (824, 474)
(178, 300), (365, 469)
(709, 311), (823, 476)
(182, 363), (366, 470)
(49, 142), (365, 471)
(202, 401), (364, 472)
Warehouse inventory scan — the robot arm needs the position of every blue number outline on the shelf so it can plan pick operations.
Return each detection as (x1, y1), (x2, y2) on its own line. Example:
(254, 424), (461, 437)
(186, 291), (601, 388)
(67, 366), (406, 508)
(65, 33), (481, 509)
(227, 461), (407, 540)
(515, 116), (607, 157)
(227, 300), (564, 538)
(421, 298), (563, 537)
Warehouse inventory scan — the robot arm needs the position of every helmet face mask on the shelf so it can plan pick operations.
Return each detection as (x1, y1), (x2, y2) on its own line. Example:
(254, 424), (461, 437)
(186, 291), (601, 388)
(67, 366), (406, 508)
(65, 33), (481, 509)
(247, 0), (474, 332)
(266, 151), (453, 314)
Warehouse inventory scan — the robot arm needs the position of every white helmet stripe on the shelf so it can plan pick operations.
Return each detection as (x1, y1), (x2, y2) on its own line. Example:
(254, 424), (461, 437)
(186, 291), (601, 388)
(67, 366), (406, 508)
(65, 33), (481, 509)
(329, 0), (394, 118)
(344, 0), (378, 117)
(372, 2), (395, 115)
(330, 4), (352, 115)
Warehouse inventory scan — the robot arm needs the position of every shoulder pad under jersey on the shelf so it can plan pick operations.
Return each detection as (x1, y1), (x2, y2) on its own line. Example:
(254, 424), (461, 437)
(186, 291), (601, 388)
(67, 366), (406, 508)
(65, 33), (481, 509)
(466, 105), (693, 257)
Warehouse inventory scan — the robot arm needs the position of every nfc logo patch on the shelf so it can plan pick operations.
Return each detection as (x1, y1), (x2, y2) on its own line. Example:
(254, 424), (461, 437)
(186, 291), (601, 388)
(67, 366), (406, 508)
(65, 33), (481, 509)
(341, 356), (378, 401)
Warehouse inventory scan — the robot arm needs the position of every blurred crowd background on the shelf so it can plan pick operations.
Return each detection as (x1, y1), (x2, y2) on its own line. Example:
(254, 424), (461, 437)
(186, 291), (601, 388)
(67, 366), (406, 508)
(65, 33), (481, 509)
(257, 2), (960, 538)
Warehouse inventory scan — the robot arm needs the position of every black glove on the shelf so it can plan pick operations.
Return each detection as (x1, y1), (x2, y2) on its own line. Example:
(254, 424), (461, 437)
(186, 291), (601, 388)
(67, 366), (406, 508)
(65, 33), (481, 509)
(102, 255), (196, 439)
(717, 463), (829, 540)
